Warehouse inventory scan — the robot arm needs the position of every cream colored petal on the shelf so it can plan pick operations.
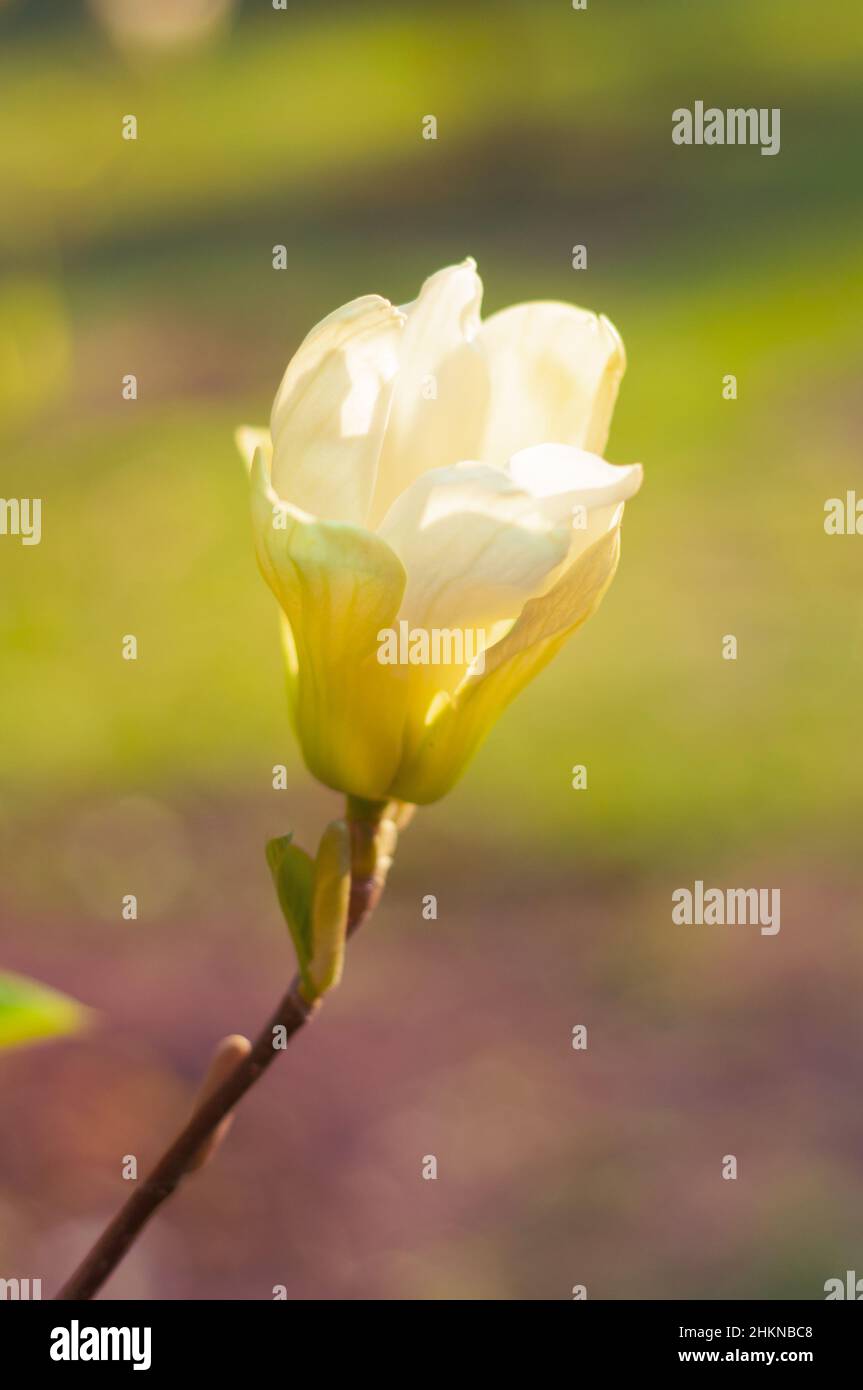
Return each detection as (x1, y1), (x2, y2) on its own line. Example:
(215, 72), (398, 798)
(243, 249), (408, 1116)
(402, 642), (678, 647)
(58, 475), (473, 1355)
(506, 443), (642, 568)
(269, 295), (405, 525)
(387, 509), (626, 804)
(377, 460), (572, 635)
(250, 448), (410, 800)
(235, 424), (271, 473)
(368, 260), (490, 528)
(377, 459), (575, 776)
(507, 444), (642, 515)
(477, 302), (626, 466)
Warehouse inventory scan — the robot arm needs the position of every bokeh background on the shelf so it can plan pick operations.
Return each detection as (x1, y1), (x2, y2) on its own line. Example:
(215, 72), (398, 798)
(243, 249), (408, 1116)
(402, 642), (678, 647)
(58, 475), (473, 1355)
(1, 0), (862, 1299)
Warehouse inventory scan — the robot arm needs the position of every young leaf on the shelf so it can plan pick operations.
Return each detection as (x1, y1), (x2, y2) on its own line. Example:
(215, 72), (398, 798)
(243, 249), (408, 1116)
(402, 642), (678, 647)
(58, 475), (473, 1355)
(266, 833), (315, 987)
(307, 820), (351, 998)
(0, 970), (92, 1051)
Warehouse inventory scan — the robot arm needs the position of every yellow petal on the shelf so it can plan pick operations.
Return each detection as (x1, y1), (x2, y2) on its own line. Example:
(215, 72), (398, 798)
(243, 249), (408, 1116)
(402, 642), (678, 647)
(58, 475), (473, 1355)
(250, 448), (409, 799)
(377, 459), (573, 766)
(235, 424), (271, 473)
(387, 511), (626, 804)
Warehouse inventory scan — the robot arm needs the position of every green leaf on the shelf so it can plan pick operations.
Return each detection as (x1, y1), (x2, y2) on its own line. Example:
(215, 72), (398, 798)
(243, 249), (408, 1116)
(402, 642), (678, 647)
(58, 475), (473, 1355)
(266, 833), (315, 988)
(266, 825), (352, 1001)
(0, 970), (92, 1051)
(307, 820), (351, 997)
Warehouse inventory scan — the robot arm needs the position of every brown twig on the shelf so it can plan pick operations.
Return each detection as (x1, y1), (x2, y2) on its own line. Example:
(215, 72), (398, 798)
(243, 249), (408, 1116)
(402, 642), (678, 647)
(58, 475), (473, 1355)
(55, 799), (401, 1301)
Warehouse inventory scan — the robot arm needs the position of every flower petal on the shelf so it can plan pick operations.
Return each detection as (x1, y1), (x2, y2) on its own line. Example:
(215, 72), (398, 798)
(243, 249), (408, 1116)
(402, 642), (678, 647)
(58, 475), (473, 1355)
(387, 509), (626, 803)
(377, 460), (572, 635)
(367, 260), (490, 527)
(250, 448), (409, 799)
(235, 424), (271, 473)
(377, 459), (576, 777)
(269, 295), (405, 525)
(506, 443), (642, 562)
(507, 444), (642, 514)
(477, 302), (626, 466)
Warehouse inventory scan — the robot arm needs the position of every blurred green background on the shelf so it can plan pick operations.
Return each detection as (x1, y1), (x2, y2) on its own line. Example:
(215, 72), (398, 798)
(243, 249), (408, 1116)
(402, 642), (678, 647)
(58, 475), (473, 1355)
(1, 0), (861, 1300)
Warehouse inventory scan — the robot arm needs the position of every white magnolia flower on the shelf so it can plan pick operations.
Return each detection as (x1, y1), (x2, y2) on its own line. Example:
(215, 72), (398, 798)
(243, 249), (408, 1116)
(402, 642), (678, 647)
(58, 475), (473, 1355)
(238, 259), (642, 804)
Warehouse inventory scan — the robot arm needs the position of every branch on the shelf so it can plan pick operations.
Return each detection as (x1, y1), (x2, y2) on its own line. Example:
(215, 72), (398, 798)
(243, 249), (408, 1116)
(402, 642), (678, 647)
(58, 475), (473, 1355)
(55, 798), (404, 1301)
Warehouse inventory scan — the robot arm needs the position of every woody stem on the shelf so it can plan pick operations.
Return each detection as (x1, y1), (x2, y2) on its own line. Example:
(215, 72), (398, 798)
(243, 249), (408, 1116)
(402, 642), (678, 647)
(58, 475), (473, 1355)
(55, 798), (400, 1302)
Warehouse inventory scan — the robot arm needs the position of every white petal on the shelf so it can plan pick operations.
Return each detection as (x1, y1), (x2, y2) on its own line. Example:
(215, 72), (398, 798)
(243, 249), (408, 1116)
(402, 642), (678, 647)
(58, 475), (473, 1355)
(269, 295), (405, 525)
(507, 444), (643, 521)
(506, 444), (641, 577)
(367, 260), (489, 528)
(377, 460), (571, 635)
(477, 302), (626, 466)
